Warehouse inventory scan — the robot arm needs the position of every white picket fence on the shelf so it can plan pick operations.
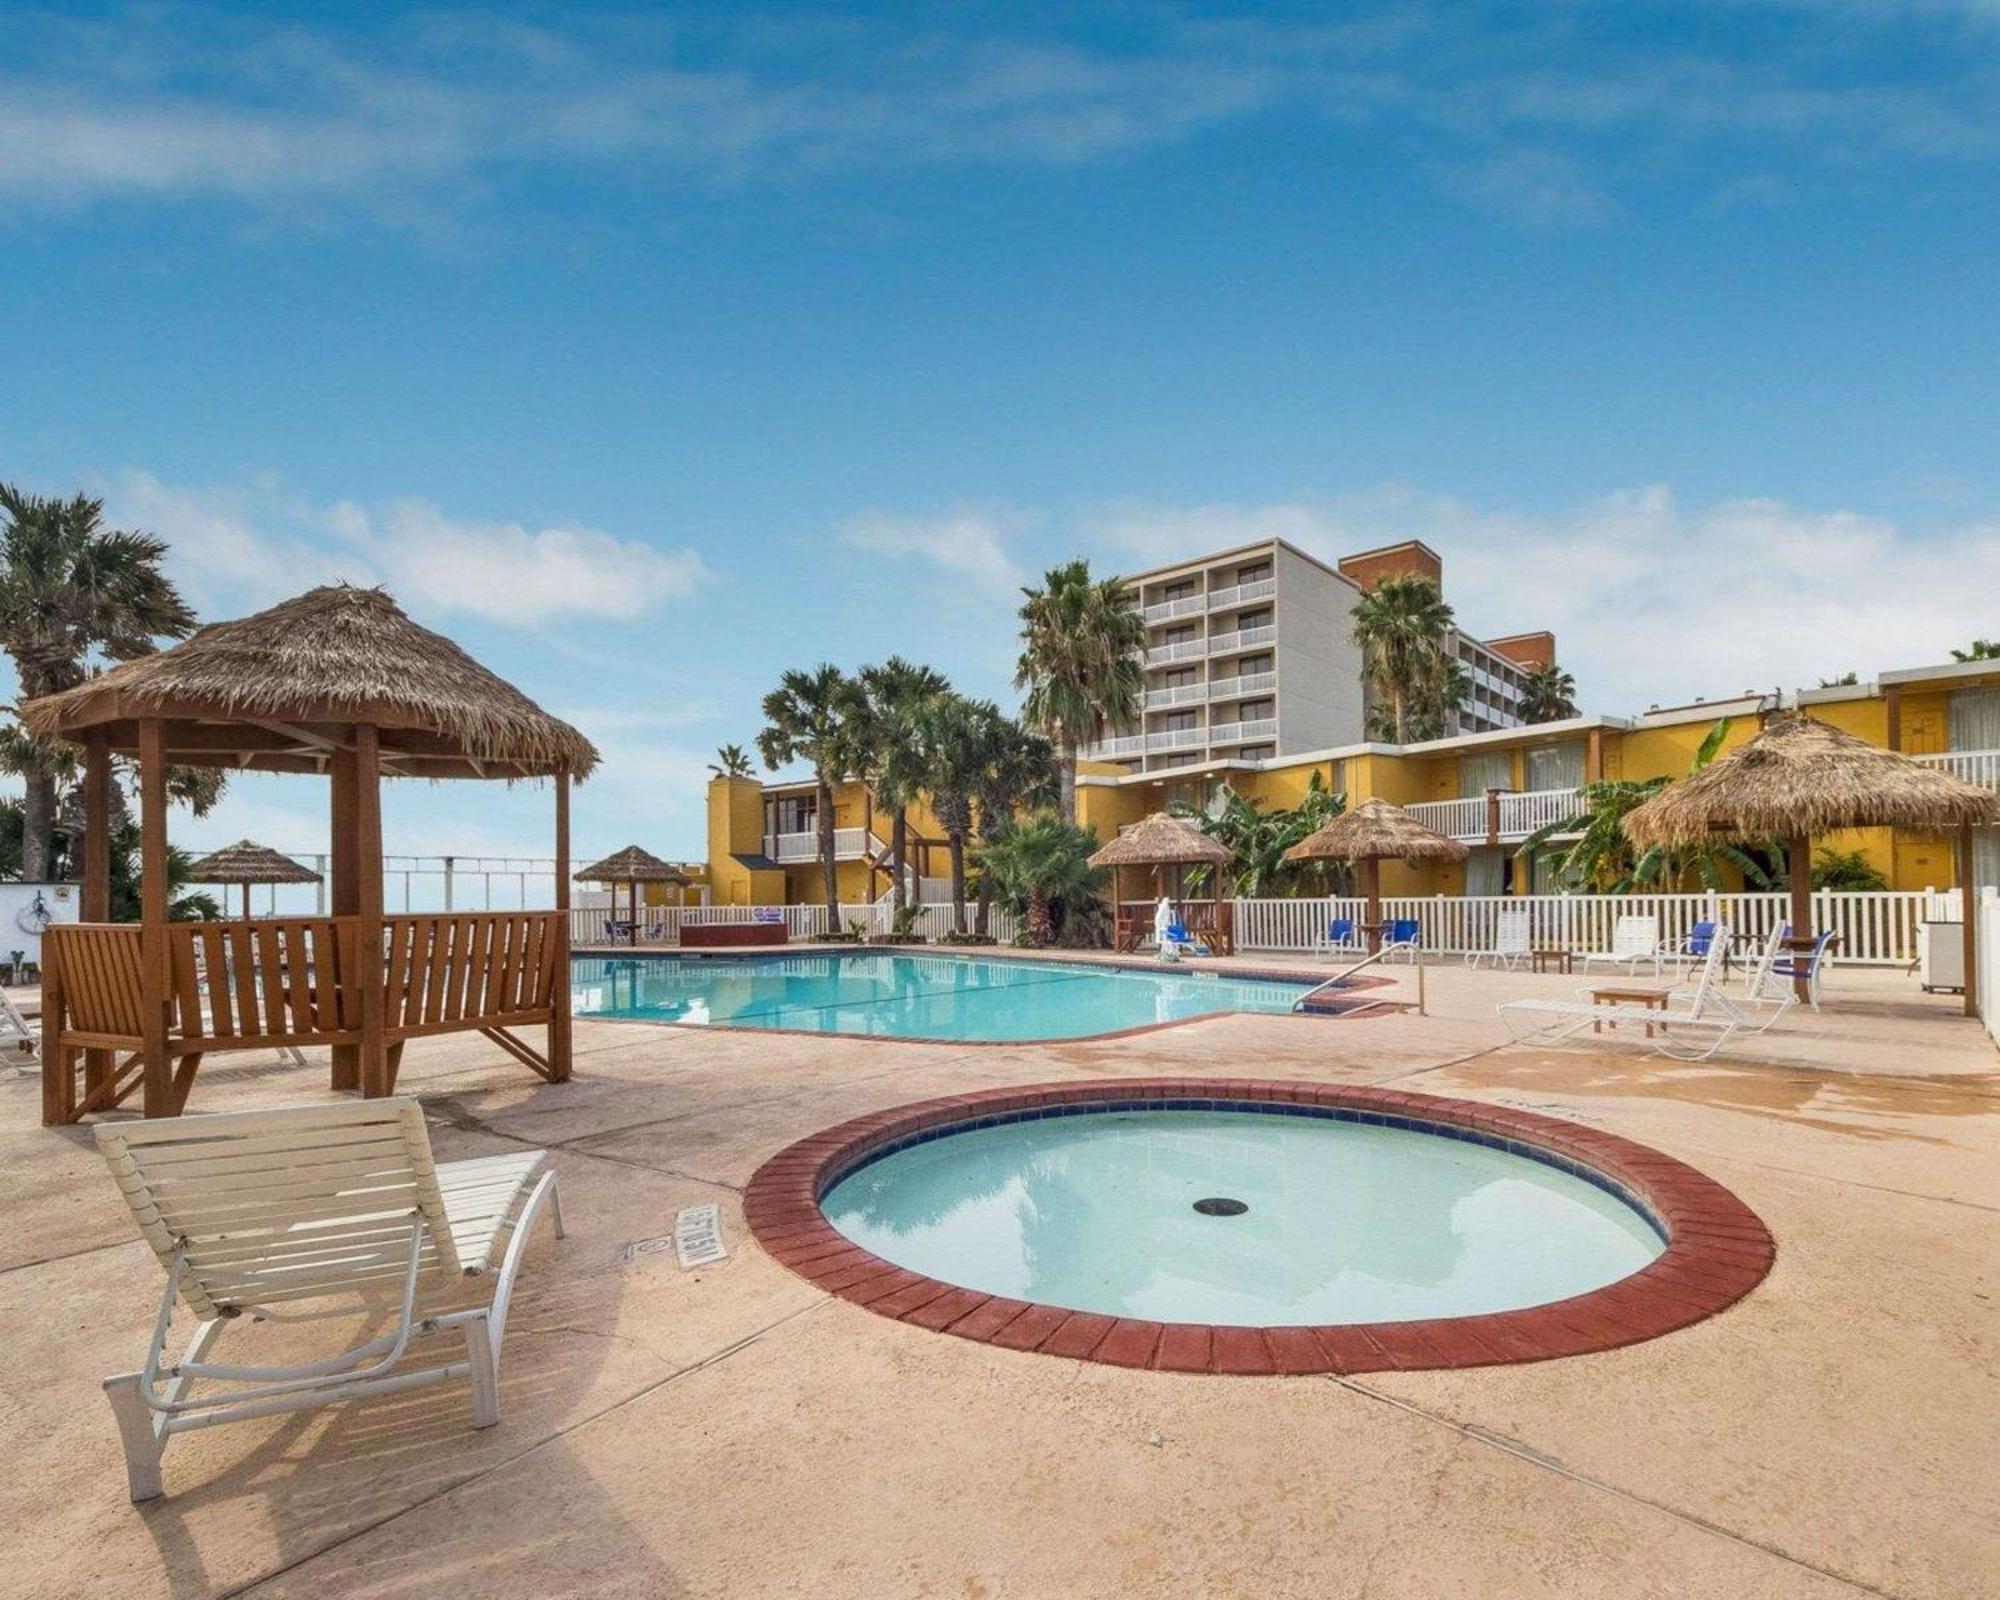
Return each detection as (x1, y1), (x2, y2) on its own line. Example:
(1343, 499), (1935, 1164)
(573, 901), (1019, 946)
(1232, 889), (1956, 967)
(1980, 892), (2000, 1049)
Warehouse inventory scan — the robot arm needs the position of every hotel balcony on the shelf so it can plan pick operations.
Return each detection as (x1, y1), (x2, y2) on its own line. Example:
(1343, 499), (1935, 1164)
(1142, 594), (1209, 625)
(763, 827), (881, 864)
(1207, 577), (1275, 611)
(1144, 681), (1208, 710)
(1913, 749), (2000, 789)
(1210, 669), (1276, 700)
(1145, 725), (1206, 754)
(1207, 717), (1278, 746)
(1144, 638), (1209, 667)
(1085, 733), (1147, 760)
(1404, 787), (1582, 845)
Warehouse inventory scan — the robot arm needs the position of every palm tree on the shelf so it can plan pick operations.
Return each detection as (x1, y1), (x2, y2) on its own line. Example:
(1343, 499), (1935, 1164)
(1351, 574), (1458, 744)
(860, 657), (950, 913)
(0, 485), (197, 879)
(707, 743), (754, 778)
(757, 665), (867, 928)
(922, 695), (1009, 934)
(1950, 639), (2000, 662)
(973, 719), (1057, 937)
(1015, 559), (1145, 823)
(1517, 662), (1578, 724)
(978, 814), (1109, 947)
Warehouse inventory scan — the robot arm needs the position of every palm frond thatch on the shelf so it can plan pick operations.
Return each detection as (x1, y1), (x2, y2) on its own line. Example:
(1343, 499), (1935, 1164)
(1284, 797), (1469, 864)
(1087, 811), (1233, 868)
(18, 584), (598, 779)
(574, 845), (690, 885)
(185, 839), (322, 885)
(1623, 714), (1994, 845)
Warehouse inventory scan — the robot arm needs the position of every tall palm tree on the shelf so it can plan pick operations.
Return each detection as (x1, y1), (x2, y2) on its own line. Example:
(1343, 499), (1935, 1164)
(973, 718), (1057, 936)
(922, 694), (1008, 934)
(757, 664), (867, 928)
(1351, 574), (1456, 744)
(860, 657), (950, 913)
(1015, 559), (1145, 823)
(707, 743), (754, 778)
(1517, 662), (1578, 724)
(0, 485), (197, 879)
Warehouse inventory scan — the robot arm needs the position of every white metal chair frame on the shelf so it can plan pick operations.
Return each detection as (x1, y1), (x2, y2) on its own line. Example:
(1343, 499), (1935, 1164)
(1468, 911), (1532, 970)
(1, 986), (39, 1073)
(1576, 914), (1664, 975)
(96, 1098), (564, 1501)
(1498, 924), (1744, 1061)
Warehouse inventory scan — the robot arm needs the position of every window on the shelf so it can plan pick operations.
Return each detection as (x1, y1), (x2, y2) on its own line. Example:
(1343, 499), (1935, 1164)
(1948, 688), (2000, 753)
(1237, 699), (1274, 722)
(1235, 562), (1271, 584)
(1163, 580), (1196, 601)
(1525, 740), (1587, 791)
(1457, 751), (1512, 797)
(1162, 711), (1198, 733)
(1163, 624), (1197, 645)
(1161, 667), (1198, 688)
(767, 795), (816, 836)
(1239, 744), (1276, 761)
(1237, 654), (1272, 676)
(1235, 608), (1273, 630)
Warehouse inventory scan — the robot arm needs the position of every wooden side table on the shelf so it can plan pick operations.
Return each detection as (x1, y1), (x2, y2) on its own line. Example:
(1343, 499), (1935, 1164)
(1530, 948), (1573, 975)
(1589, 984), (1671, 1037)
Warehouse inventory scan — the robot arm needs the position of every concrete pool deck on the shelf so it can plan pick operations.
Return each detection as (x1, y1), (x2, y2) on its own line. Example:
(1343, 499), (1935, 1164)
(2, 953), (1994, 1598)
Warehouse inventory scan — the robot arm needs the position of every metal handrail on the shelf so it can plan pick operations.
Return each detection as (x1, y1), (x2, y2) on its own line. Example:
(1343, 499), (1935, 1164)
(1292, 939), (1419, 1012)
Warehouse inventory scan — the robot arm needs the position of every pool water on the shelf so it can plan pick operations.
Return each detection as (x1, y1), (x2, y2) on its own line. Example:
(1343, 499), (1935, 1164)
(571, 952), (1316, 1042)
(821, 1108), (1664, 1325)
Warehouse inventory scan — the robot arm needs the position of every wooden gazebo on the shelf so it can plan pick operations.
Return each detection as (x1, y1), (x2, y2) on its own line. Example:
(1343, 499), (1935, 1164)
(1089, 813), (1235, 954)
(25, 585), (598, 1124)
(1623, 713), (1993, 1009)
(576, 845), (689, 945)
(1286, 798), (1468, 952)
(187, 839), (322, 922)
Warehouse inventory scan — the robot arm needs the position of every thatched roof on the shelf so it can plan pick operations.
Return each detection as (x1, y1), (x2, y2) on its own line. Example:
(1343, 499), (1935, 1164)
(575, 844), (690, 885)
(1285, 798), (1470, 863)
(18, 584), (598, 781)
(186, 839), (322, 885)
(1087, 812), (1232, 868)
(1624, 713), (1994, 845)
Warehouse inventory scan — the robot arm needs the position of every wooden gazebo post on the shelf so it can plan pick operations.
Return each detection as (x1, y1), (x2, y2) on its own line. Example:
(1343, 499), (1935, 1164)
(137, 719), (172, 1117)
(1959, 821), (1979, 1019)
(552, 768), (572, 1079)
(81, 728), (113, 1102)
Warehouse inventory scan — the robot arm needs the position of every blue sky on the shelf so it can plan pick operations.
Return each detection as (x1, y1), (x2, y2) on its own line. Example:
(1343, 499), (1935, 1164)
(3, 1), (1997, 865)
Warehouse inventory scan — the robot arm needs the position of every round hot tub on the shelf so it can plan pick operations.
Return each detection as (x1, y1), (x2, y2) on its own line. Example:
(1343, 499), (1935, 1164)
(745, 1081), (1773, 1375)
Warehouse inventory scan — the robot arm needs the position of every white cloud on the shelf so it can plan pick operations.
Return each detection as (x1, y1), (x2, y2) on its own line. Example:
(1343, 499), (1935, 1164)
(97, 469), (707, 628)
(1082, 484), (2000, 713)
(838, 509), (1028, 598)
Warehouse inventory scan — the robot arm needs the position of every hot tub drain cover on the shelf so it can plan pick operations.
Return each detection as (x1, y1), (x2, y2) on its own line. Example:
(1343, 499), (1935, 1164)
(1193, 1197), (1249, 1217)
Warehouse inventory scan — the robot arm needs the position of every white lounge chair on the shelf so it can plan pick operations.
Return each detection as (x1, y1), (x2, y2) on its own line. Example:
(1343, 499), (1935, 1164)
(0, 986), (38, 1073)
(95, 1097), (564, 1501)
(1498, 923), (1743, 1061)
(1469, 911), (1532, 970)
(1576, 914), (1663, 975)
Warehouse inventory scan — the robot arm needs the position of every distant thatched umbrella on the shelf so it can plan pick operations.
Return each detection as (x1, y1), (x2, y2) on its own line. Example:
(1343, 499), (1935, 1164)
(1624, 713), (1994, 1006)
(576, 845), (690, 944)
(1287, 798), (1469, 951)
(1089, 813), (1234, 952)
(187, 839), (322, 921)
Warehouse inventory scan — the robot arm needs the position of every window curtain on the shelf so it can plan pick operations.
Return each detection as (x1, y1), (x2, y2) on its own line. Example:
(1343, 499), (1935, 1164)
(1525, 740), (1587, 792)
(1948, 689), (2000, 752)
(1975, 827), (2000, 892)
(1457, 751), (1512, 797)
(1464, 847), (1506, 896)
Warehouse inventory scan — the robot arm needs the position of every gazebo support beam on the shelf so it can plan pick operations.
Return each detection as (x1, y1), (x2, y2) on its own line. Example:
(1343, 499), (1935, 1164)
(138, 719), (172, 1118)
(355, 723), (388, 1097)
(329, 746), (361, 1093)
(1787, 831), (1812, 1003)
(552, 770), (572, 1081)
(82, 728), (113, 1102)
(1959, 822), (1978, 1020)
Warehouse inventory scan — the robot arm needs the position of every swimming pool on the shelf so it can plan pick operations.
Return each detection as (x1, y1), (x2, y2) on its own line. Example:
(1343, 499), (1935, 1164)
(571, 951), (1321, 1042)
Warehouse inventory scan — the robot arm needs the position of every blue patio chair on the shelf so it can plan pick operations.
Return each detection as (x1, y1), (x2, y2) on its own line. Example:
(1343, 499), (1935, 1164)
(1767, 929), (1836, 1012)
(1662, 919), (1718, 973)
(1316, 917), (1362, 956)
(1162, 920), (1213, 958)
(1384, 918), (1421, 962)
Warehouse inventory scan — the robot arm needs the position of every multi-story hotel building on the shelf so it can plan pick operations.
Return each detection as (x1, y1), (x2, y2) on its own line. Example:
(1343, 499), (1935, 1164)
(1082, 537), (1560, 774)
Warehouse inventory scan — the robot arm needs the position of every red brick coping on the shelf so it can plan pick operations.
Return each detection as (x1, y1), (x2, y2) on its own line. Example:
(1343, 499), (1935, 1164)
(744, 1080), (1774, 1375)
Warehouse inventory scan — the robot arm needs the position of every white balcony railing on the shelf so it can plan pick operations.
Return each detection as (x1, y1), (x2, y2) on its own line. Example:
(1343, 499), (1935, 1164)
(763, 827), (877, 863)
(1146, 726), (1205, 753)
(1205, 624), (1275, 655)
(1144, 638), (1208, 666)
(1208, 578), (1275, 610)
(1145, 681), (1208, 709)
(1211, 670), (1276, 700)
(1914, 749), (2000, 789)
(1083, 734), (1146, 759)
(1404, 787), (1582, 844)
(1143, 595), (1207, 624)
(1207, 718), (1278, 746)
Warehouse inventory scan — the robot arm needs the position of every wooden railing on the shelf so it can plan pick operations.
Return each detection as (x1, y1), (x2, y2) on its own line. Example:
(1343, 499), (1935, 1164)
(43, 910), (566, 1122)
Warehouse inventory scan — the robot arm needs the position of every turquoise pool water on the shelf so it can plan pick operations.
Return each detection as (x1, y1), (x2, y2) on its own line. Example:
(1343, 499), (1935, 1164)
(822, 1108), (1664, 1325)
(570, 952), (1314, 1042)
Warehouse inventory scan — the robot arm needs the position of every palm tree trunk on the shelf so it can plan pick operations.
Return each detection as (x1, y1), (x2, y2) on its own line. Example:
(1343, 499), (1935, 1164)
(1058, 739), (1077, 824)
(949, 833), (967, 935)
(20, 766), (55, 881)
(816, 775), (840, 932)
(1028, 889), (1053, 947)
(891, 810), (908, 912)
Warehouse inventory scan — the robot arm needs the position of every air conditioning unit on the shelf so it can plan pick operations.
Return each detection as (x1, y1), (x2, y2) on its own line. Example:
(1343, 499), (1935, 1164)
(1920, 921), (1965, 993)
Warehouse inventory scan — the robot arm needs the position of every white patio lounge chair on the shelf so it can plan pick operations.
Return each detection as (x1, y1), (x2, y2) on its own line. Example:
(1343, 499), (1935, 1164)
(1498, 923), (1742, 1062)
(1469, 910), (1532, 970)
(1, 986), (39, 1073)
(1576, 914), (1664, 975)
(1733, 921), (1797, 1033)
(95, 1096), (564, 1501)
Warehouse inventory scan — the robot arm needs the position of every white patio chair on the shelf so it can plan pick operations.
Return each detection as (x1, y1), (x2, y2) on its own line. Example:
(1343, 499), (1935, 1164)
(1733, 921), (1797, 1032)
(1576, 914), (1663, 975)
(95, 1097), (564, 1501)
(1, 986), (39, 1073)
(1469, 911), (1532, 970)
(1498, 924), (1743, 1061)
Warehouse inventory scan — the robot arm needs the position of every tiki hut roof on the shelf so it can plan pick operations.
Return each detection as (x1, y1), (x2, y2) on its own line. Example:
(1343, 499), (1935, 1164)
(1087, 812), (1233, 868)
(186, 840), (322, 886)
(575, 845), (690, 885)
(1623, 713), (1995, 846)
(1285, 798), (1470, 864)
(18, 585), (598, 781)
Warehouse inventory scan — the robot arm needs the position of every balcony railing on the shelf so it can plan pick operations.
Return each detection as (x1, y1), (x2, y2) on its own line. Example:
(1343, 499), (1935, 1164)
(1211, 670), (1276, 700)
(1142, 595), (1208, 624)
(1144, 638), (1208, 666)
(764, 827), (876, 863)
(1207, 718), (1278, 746)
(1145, 681), (1208, 709)
(1083, 734), (1147, 759)
(1405, 787), (1582, 844)
(1146, 726), (1205, 753)
(1205, 624), (1275, 655)
(1913, 749), (2000, 789)
(1208, 578), (1275, 610)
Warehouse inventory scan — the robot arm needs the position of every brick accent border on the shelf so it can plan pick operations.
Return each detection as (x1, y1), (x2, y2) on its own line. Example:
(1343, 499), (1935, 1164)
(744, 1080), (1774, 1375)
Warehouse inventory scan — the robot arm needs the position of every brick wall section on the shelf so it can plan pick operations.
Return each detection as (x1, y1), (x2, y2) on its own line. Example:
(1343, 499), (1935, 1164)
(1335, 540), (1443, 592)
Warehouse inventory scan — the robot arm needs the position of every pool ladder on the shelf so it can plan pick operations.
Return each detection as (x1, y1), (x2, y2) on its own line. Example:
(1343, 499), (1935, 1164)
(1292, 939), (1424, 1015)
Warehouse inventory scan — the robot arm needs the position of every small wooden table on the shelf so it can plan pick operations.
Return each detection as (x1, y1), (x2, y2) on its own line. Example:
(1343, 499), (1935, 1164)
(1530, 948), (1573, 975)
(1589, 984), (1672, 1036)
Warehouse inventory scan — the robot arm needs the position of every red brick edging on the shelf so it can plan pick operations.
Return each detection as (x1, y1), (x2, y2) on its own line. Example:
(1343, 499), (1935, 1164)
(744, 1079), (1775, 1375)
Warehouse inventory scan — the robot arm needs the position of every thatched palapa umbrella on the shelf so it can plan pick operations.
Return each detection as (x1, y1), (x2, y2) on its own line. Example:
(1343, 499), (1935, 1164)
(1623, 713), (1993, 1009)
(576, 845), (690, 945)
(1286, 798), (1468, 952)
(1088, 812), (1234, 953)
(187, 839), (322, 922)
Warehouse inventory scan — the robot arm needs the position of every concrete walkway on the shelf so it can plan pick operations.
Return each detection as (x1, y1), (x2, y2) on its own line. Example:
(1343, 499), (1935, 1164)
(2, 958), (1994, 1599)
